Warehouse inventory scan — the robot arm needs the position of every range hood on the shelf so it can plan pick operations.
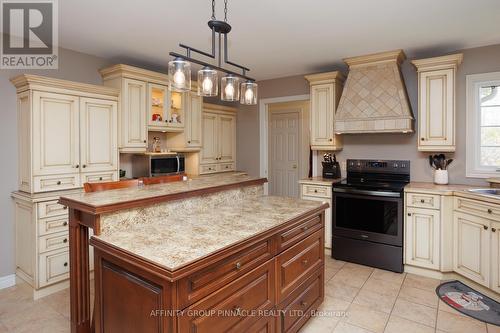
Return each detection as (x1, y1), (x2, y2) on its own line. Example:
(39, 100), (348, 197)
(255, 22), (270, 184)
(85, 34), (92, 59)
(335, 50), (414, 134)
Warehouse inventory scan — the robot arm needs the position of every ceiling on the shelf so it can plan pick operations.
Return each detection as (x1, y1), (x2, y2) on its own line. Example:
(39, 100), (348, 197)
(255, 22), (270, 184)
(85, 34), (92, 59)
(58, 0), (500, 81)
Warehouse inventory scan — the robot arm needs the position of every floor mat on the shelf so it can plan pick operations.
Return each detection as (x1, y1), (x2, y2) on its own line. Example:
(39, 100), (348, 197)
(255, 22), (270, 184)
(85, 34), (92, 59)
(436, 280), (500, 326)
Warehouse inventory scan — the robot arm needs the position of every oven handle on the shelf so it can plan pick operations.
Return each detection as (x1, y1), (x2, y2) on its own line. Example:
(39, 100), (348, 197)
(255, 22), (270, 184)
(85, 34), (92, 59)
(333, 187), (402, 198)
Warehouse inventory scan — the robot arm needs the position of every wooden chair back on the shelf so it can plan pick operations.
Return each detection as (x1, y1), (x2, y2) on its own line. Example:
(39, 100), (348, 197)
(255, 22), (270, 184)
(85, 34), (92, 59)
(83, 179), (140, 193)
(141, 174), (185, 185)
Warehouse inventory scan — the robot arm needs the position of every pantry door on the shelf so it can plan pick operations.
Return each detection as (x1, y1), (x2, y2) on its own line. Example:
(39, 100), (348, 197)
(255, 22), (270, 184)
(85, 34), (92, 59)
(268, 100), (309, 197)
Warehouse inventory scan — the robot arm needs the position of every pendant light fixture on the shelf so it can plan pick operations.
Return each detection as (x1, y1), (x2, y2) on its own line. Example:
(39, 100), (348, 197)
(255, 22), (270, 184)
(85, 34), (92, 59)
(168, 0), (257, 105)
(198, 67), (218, 96)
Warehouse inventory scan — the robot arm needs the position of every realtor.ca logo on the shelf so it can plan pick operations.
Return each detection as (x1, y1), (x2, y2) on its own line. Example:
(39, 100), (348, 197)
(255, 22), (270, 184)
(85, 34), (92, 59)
(1, 0), (58, 69)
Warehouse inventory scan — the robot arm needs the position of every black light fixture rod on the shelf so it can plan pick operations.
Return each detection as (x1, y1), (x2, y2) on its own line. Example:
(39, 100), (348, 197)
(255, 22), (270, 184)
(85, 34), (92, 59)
(223, 33), (250, 72)
(179, 43), (215, 59)
(169, 51), (255, 81)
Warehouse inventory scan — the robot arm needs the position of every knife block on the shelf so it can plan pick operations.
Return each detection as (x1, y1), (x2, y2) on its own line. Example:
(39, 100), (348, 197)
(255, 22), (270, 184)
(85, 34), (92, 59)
(322, 162), (341, 179)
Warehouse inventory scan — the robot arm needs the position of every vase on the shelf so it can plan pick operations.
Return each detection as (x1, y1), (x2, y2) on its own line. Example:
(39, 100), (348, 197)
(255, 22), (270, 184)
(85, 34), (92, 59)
(434, 169), (449, 185)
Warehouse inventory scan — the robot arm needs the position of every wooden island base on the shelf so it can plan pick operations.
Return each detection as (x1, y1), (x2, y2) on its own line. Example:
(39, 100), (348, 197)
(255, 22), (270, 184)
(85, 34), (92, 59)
(91, 210), (325, 333)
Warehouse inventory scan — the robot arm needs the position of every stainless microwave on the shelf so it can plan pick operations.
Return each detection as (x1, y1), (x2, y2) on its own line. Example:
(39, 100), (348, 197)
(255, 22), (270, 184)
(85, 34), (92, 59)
(131, 154), (185, 178)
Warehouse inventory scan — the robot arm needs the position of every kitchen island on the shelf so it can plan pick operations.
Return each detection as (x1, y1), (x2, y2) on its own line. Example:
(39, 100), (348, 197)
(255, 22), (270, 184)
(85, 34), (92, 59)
(59, 172), (328, 333)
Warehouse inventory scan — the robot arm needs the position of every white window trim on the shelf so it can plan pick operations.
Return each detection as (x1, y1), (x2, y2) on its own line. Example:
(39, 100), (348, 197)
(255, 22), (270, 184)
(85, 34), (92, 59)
(466, 71), (500, 178)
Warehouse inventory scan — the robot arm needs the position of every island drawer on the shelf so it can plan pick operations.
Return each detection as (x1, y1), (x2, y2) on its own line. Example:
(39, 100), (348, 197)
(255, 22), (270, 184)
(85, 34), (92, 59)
(301, 184), (331, 198)
(37, 200), (68, 219)
(454, 197), (500, 221)
(38, 231), (69, 253)
(177, 260), (276, 333)
(279, 268), (323, 333)
(406, 192), (440, 210)
(177, 238), (275, 309)
(276, 229), (323, 303)
(277, 213), (323, 252)
(38, 248), (69, 288)
(38, 215), (68, 236)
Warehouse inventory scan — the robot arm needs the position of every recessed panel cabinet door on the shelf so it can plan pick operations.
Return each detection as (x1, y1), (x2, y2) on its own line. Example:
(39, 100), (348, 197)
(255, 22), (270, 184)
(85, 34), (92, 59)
(405, 207), (440, 270)
(79, 98), (118, 173)
(200, 112), (218, 164)
(453, 212), (490, 287)
(122, 78), (147, 150)
(186, 92), (202, 147)
(491, 222), (500, 294)
(219, 114), (236, 162)
(32, 91), (80, 176)
(310, 83), (334, 147)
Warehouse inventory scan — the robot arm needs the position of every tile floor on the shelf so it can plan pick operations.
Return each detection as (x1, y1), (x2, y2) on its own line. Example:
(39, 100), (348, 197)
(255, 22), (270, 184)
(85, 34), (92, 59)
(0, 257), (496, 332)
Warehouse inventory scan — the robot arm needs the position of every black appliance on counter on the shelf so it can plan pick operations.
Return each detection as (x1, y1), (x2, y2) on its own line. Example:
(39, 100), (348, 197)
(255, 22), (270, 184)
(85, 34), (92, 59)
(332, 159), (410, 273)
(322, 153), (341, 179)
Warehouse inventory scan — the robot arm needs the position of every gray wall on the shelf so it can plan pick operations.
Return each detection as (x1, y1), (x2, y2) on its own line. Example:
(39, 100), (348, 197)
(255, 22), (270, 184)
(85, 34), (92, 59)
(0, 47), (114, 277)
(236, 44), (500, 187)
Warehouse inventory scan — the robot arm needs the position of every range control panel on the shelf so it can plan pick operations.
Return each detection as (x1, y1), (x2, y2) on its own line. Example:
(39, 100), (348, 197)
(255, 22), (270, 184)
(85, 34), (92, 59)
(346, 159), (410, 174)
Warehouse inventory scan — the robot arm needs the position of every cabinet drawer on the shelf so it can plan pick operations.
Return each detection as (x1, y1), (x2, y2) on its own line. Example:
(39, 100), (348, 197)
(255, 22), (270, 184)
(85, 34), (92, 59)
(279, 268), (323, 333)
(178, 260), (275, 333)
(38, 215), (69, 236)
(455, 197), (500, 221)
(34, 174), (80, 193)
(38, 249), (69, 288)
(200, 164), (218, 174)
(218, 162), (235, 172)
(406, 192), (440, 209)
(81, 171), (117, 184)
(39, 231), (69, 253)
(277, 214), (323, 252)
(37, 200), (68, 219)
(276, 229), (324, 302)
(301, 184), (331, 198)
(178, 238), (275, 309)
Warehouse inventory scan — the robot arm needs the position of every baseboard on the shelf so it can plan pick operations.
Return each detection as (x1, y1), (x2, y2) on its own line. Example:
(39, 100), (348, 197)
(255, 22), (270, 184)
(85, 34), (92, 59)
(0, 274), (16, 290)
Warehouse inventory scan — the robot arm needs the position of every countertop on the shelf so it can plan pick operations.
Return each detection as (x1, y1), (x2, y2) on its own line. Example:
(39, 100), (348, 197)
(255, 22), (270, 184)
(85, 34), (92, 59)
(405, 182), (500, 205)
(94, 195), (327, 270)
(299, 177), (343, 186)
(59, 172), (264, 212)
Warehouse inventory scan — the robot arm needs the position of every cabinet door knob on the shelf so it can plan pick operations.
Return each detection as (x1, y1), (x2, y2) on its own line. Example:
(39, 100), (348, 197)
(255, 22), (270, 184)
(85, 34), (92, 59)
(235, 262), (242, 270)
(63, 206), (68, 210)
(484, 225), (489, 230)
(329, 138), (333, 142)
(302, 259), (309, 265)
(420, 199), (425, 203)
(407, 213), (411, 216)
(488, 209), (493, 214)
(492, 228), (496, 232)
(82, 165), (87, 168)
(63, 238), (68, 243)
(63, 262), (68, 267)
(314, 189), (318, 193)
(421, 138), (425, 141)
(57, 181), (61, 185)
(63, 222), (68, 226)
(300, 300), (308, 307)
(187, 140), (191, 144)
(143, 140), (147, 143)
(75, 165), (79, 168)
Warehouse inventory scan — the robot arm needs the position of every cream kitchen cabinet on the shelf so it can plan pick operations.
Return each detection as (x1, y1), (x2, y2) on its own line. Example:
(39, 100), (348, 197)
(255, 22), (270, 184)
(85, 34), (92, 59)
(199, 104), (236, 174)
(11, 75), (119, 193)
(299, 180), (333, 249)
(185, 92), (203, 148)
(406, 207), (440, 270)
(304, 71), (344, 151)
(491, 221), (500, 294)
(411, 54), (463, 152)
(453, 211), (490, 287)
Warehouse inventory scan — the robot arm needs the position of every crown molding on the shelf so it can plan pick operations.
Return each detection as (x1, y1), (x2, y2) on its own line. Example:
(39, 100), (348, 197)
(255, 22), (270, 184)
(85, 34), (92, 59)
(99, 64), (169, 84)
(411, 53), (464, 71)
(304, 71), (346, 84)
(344, 49), (406, 68)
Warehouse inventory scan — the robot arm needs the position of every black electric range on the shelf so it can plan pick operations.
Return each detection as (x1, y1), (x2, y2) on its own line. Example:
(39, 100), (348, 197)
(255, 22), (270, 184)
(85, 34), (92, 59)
(332, 159), (410, 273)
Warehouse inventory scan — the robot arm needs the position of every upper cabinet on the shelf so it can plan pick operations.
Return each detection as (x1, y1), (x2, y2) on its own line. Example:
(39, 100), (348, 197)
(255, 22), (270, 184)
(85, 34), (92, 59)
(122, 78), (147, 151)
(11, 75), (119, 193)
(411, 54), (463, 152)
(304, 71), (345, 151)
(185, 92), (203, 148)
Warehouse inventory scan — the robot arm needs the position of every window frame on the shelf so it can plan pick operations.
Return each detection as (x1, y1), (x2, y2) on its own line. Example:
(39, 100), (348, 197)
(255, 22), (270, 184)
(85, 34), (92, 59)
(466, 71), (500, 178)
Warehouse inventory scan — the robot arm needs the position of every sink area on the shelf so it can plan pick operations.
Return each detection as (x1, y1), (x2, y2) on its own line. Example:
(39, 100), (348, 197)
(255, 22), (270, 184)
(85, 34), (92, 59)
(467, 188), (500, 196)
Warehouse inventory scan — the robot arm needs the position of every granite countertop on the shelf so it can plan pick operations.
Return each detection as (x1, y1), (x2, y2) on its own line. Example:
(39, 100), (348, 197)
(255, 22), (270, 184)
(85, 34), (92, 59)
(94, 195), (327, 270)
(59, 172), (259, 208)
(299, 177), (343, 186)
(405, 182), (500, 205)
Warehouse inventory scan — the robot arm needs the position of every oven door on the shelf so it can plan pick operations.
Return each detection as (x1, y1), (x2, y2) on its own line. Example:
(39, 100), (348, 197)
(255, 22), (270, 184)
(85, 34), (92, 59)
(150, 156), (180, 176)
(333, 190), (403, 246)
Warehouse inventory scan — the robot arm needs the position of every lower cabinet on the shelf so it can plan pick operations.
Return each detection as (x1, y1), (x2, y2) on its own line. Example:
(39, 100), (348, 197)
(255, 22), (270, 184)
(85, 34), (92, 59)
(300, 182), (332, 249)
(453, 211), (491, 287)
(491, 221), (500, 294)
(405, 207), (440, 270)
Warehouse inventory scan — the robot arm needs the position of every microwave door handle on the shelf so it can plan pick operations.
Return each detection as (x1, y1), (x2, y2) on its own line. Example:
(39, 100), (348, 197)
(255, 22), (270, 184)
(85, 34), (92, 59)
(176, 155), (180, 173)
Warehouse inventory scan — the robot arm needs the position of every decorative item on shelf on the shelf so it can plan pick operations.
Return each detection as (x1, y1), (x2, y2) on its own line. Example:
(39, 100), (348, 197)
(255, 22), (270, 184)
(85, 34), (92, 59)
(171, 113), (180, 124)
(152, 113), (162, 122)
(152, 137), (162, 153)
(429, 154), (453, 185)
(322, 153), (341, 179)
(167, 0), (257, 105)
(151, 97), (163, 107)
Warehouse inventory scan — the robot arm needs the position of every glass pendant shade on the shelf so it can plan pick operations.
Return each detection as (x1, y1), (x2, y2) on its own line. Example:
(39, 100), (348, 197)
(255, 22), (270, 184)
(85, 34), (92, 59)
(197, 67), (218, 96)
(240, 81), (258, 105)
(168, 57), (191, 92)
(221, 75), (240, 102)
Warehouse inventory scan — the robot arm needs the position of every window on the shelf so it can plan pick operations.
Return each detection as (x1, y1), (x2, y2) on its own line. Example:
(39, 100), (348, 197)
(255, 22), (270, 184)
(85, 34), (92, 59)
(466, 72), (500, 178)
